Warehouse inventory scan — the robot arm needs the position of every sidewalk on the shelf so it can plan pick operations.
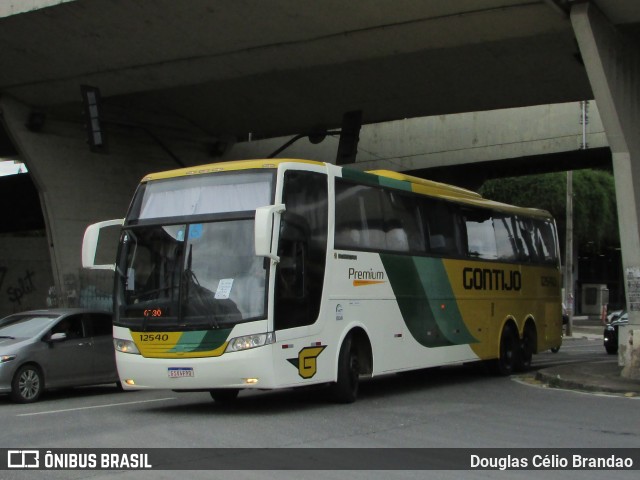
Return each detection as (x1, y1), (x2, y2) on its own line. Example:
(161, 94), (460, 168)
(534, 316), (640, 396)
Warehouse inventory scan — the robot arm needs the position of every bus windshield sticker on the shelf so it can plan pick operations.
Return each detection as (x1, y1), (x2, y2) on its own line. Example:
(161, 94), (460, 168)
(214, 278), (234, 299)
(189, 224), (203, 239)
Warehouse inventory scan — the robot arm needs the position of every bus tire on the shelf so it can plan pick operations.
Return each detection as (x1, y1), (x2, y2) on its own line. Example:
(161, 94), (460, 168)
(210, 389), (240, 404)
(516, 323), (536, 372)
(331, 334), (360, 403)
(495, 326), (518, 376)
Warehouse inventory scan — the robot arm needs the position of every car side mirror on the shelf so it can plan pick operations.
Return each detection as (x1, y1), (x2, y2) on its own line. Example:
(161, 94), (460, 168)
(49, 332), (67, 342)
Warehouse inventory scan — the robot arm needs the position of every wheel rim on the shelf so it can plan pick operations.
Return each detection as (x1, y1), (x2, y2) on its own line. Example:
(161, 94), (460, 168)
(19, 369), (40, 401)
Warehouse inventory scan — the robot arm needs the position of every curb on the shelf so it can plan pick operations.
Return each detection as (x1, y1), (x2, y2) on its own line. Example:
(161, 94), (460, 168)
(535, 362), (640, 396)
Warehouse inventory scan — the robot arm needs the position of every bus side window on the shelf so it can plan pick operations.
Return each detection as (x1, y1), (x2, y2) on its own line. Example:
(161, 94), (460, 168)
(421, 198), (462, 256)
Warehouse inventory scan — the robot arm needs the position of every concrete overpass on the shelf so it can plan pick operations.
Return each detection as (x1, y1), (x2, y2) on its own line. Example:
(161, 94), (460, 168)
(227, 101), (610, 188)
(1, 0), (640, 375)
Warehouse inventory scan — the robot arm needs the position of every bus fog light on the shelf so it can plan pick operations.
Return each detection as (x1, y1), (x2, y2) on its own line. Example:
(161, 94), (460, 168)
(125, 379), (136, 386)
(114, 338), (140, 354)
(244, 378), (259, 384)
(226, 332), (275, 353)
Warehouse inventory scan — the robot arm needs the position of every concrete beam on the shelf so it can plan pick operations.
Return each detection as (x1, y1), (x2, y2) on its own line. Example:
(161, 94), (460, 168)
(226, 102), (609, 179)
(571, 2), (640, 379)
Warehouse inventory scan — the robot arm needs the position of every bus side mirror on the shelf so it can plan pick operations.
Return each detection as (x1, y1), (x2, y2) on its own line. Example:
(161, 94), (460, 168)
(82, 218), (124, 269)
(255, 204), (285, 263)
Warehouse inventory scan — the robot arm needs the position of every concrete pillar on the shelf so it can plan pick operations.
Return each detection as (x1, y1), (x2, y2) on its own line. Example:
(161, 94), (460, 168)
(572, 3), (640, 379)
(0, 95), (210, 310)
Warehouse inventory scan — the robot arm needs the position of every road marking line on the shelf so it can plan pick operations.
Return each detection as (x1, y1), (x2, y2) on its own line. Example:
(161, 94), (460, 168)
(17, 397), (177, 417)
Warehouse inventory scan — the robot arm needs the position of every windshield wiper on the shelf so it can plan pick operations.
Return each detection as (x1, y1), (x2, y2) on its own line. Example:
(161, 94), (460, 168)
(0, 335), (16, 339)
(183, 245), (220, 329)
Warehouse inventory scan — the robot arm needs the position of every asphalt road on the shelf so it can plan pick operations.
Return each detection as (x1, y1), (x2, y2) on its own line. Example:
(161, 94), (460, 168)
(1, 335), (638, 480)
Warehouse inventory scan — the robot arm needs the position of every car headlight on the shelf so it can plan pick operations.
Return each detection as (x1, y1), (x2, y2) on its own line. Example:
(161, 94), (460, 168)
(225, 332), (275, 353)
(0, 354), (16, 363)
(114, 338), (140, 355)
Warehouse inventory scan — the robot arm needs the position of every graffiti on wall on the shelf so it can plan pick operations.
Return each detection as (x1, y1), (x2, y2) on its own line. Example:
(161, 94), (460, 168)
(0, 266), (37, 306)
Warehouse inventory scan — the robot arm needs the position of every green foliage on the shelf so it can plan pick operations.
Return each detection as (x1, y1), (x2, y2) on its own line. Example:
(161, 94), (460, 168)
(479, 170), (619, 253)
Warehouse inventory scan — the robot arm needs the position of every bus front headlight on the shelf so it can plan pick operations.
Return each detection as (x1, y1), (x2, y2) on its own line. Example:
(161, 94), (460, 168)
(226, 332), (275, 353)
(114, 338), (140, 355)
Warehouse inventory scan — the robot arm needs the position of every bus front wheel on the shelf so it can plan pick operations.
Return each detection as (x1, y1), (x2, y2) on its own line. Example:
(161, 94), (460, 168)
(331, 334), (360, 403)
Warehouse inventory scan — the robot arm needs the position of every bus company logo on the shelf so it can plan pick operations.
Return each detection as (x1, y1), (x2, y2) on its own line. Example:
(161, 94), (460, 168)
(287, 346), (326, 379)
(462, 267), (522, 292)
(348, 268), (385, 287)
(8, 450), (39, 469)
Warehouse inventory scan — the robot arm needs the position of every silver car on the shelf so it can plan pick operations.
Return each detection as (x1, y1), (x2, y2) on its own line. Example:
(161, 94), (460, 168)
(0, 308), (119, 403)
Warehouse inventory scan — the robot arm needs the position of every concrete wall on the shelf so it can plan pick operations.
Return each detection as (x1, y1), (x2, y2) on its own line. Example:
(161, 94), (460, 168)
(0, 231), (53, 317)
(0, 95), (214, 309)
(0, 0), (76, 18)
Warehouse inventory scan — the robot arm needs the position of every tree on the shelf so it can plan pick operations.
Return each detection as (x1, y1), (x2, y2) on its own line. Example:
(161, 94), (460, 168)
(479, 170), (619, 256)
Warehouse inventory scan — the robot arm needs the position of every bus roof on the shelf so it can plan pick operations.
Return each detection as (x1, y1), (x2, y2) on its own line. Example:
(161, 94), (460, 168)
(140, 159), (323, 182)
(365, 169), (552, 219)
(140, 158), (552, 220)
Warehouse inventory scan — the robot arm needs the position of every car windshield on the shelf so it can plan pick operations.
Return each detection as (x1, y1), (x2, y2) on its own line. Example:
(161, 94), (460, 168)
(0, 314), (58, 338)
(116, 220), (267, 331)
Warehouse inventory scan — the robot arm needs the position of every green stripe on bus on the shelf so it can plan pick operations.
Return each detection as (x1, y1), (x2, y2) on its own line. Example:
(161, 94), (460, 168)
(342, 168), (412, 192)
(341, 169), (382, 186)
(380, 254), (477, 347)
(169, 328), (231, 353)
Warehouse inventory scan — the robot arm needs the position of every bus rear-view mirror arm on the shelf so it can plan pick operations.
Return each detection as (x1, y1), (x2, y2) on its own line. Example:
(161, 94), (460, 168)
(82, 218), (124, 270)
(255, 204), (285, 264)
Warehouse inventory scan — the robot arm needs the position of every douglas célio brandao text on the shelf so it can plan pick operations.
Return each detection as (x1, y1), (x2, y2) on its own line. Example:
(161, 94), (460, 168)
(470, 453), (634, 470)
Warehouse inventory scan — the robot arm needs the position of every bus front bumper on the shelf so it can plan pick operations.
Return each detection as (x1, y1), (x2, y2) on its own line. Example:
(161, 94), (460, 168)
(115, 347), (277, 391)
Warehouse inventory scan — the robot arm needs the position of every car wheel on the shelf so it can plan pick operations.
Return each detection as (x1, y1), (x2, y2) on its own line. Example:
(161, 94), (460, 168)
(11, 364), (44, 403)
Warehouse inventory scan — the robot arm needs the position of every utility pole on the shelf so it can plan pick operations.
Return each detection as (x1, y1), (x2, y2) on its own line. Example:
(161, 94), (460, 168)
(565, 100), (588, 336)
(565, 169), (574, 336)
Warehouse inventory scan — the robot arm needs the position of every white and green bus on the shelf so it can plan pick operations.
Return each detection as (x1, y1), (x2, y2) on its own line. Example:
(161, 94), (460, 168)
(83, 159), (563, 403)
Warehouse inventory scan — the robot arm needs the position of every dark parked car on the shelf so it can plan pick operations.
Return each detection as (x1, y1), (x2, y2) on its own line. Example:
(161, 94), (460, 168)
(603, 310), (628, 355)
(0, 309), (119, 403)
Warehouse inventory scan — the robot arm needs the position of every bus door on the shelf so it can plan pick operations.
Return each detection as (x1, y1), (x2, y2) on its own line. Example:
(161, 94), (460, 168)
(272, 168), (330, 383)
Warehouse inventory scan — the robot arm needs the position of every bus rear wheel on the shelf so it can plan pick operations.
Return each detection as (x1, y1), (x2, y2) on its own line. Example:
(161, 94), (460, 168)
(516, 324), (536, 372)
(331, 334), (360, 403)
(495, 326), (518, 376)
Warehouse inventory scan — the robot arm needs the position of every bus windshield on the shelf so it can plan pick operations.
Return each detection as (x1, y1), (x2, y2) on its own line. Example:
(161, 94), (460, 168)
(116, 220), (267, 331)
(115, 170), (274, 330)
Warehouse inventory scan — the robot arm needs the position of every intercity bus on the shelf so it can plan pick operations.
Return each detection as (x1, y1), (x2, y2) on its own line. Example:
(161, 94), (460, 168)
(82, 159), (563, 403)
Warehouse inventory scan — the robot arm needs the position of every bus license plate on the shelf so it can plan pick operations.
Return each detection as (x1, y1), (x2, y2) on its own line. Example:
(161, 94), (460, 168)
(168, 367), (194, 378)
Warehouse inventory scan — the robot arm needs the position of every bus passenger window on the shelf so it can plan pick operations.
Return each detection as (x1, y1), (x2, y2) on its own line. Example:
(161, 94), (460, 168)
(420, 198), (461, 256)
